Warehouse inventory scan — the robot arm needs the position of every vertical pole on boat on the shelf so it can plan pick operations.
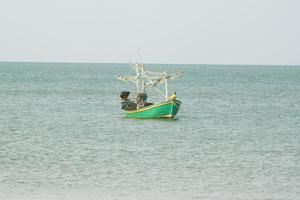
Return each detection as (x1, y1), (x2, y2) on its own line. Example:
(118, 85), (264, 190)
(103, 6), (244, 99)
(141, 64), (145, 93)
(136, 63), (139, 94)
(136, 63), (140, 109)
(138, 50), (145, 93)
(165, 71), (168, 101)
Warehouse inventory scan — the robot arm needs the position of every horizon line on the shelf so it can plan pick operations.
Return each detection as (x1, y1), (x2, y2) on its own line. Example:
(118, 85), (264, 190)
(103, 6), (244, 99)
(0, 60), (299, 67)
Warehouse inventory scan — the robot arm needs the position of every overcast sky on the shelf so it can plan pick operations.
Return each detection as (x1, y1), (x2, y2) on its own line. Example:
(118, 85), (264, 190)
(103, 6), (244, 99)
(0, 0), (299, 64)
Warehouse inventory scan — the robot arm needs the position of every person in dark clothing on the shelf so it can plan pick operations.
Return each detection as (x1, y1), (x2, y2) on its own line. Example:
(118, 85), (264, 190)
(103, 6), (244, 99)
(120, 91), (137, 110)
(137, 93), (153, 107)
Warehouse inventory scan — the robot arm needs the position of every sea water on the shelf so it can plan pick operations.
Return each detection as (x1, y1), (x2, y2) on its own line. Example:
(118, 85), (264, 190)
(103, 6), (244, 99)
(0, 62), (299, 200)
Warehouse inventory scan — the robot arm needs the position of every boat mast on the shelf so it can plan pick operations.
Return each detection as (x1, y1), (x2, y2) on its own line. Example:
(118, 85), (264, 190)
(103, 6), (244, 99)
(135, 63), (139, 94)
(137, 50), (145, 93)
(136, 50), (144, 109)
(136, 64), (145, 93)
(164, 71), (168, 101)
(141, 64), (145, 93)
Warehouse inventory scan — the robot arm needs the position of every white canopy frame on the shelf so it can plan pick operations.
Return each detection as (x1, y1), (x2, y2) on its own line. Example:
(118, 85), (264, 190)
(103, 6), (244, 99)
(118, 62), (183, 102)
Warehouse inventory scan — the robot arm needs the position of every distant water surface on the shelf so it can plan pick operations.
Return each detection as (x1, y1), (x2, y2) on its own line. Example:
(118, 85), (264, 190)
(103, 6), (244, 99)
(0, 62), (300, 200)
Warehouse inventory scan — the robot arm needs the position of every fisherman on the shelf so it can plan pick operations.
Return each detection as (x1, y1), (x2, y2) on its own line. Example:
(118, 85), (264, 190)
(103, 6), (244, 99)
(120, 91), (137, 110)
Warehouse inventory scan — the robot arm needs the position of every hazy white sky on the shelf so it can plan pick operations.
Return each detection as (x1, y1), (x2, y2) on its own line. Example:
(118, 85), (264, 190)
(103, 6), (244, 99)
(0, 0), (299, 64)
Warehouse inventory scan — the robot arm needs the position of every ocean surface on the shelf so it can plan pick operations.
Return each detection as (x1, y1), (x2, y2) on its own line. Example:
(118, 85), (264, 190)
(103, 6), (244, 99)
(0, 62), (299, 200)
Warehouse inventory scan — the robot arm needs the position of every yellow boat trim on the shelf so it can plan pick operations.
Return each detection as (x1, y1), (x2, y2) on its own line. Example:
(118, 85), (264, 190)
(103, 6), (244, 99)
(124, 101), (173, 114)
(162, 114), (174, 118)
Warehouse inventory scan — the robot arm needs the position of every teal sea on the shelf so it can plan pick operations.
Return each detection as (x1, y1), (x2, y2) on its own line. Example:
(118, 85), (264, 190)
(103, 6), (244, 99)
(0, 62), (300, 200)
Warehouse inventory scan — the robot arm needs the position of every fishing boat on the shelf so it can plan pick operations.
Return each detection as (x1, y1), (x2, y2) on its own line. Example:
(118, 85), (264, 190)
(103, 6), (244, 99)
(117, 60), (183, 119)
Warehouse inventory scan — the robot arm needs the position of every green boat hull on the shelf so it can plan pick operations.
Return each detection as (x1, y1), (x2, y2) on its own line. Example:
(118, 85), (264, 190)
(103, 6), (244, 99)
(123, 100), (181, 119)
